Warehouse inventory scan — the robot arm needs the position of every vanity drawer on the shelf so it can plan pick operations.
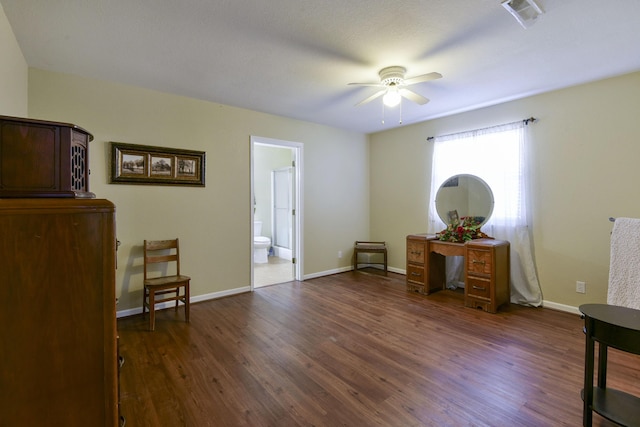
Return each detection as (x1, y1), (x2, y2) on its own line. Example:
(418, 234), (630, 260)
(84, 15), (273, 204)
(466, 276), (491, 299)
(465, 296), (492, 312)
(407, 264), (425, 285)
(407, 282), (425, 294)
(467, 248), (492, 275)
(407, 240), (425, 264)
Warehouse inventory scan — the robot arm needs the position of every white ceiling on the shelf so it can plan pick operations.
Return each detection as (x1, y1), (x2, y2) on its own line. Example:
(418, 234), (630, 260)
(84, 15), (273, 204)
(3, 0), (640, 134)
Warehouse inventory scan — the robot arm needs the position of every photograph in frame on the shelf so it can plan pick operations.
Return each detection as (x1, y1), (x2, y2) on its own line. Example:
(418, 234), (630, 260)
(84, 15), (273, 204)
(150, 155), (173, 176)
(120, 153), (146, 176)
(177, 156), (197, 177)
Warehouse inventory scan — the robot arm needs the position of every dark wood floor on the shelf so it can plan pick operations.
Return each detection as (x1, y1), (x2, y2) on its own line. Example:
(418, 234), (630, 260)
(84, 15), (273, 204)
(117, 270), (640, 426)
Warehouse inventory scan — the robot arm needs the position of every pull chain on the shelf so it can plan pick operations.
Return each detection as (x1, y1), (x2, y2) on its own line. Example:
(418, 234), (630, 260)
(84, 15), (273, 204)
(381, 99), (404, 125)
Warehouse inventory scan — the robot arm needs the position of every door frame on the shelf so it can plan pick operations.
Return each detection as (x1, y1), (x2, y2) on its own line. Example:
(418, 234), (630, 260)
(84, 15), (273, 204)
(250, 136), (303, 290)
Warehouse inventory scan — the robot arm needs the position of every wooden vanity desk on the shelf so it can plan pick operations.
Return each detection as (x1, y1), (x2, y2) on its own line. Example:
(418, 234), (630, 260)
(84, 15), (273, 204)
(406, 234), (510, 313)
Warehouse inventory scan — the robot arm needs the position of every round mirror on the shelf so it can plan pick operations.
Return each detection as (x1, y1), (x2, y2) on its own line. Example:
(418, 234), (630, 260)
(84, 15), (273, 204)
(435, 174), (494, 227)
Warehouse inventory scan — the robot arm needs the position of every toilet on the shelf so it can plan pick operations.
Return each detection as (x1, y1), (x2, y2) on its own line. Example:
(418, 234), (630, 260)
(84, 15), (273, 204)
(253, 221), (271, 263)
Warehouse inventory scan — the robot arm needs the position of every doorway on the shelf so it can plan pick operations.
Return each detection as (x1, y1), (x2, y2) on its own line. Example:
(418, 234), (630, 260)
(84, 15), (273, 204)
(250, 136), (303, 289)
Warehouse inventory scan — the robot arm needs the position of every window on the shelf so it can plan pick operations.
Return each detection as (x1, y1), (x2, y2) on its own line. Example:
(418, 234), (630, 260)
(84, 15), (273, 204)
(429, 122), (526, 231)
(428, 120), (542, 306)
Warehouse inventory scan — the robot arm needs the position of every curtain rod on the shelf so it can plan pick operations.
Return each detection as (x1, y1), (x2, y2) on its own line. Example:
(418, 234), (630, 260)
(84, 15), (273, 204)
(426, 117), (537, 142)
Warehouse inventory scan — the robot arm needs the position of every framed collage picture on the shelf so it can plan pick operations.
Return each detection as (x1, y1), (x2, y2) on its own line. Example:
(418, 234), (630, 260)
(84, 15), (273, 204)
(110, 142), (205, 186)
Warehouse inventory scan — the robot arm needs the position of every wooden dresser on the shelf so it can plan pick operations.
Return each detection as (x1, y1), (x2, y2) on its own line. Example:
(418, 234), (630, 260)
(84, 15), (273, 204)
(406, 234), (510, 313)
(0, 199), (119, 426)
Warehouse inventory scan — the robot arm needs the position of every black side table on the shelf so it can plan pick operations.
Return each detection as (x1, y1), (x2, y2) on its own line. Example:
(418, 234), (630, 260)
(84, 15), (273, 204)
(580, 304), (640, 426)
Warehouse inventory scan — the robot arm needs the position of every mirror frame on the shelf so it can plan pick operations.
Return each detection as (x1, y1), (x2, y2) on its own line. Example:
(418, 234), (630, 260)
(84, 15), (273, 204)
(435, 174), (494, 227)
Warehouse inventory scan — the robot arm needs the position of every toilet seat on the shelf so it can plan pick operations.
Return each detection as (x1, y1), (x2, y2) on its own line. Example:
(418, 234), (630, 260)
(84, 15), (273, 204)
(253, 220), (271, 263)
(253, 235), (271, 263)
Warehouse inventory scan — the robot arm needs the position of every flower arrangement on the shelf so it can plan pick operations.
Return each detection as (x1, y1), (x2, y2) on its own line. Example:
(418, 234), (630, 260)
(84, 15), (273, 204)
(438, 216), (488, 243)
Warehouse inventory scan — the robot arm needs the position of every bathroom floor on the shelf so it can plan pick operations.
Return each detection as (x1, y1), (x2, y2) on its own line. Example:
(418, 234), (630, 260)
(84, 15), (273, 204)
(254, 256), (294, 288)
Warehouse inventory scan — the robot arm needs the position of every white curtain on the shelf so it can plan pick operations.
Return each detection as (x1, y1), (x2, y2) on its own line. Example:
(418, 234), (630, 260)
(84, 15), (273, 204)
(428, 121), (542, 306)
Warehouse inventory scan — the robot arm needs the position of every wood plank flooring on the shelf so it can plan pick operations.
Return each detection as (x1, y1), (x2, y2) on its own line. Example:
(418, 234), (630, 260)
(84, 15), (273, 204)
(117, 270), (640, 426)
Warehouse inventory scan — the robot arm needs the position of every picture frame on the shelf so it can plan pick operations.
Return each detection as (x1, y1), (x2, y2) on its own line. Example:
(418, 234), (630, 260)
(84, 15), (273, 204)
(110, 142), (205, 186)
(442, 176), (459, 188)
(447, 209), (459, 225)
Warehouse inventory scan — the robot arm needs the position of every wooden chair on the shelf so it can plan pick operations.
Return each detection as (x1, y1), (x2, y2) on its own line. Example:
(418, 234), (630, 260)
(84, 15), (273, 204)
(353, 241), (388, 275)
(142, 239), (190, 331)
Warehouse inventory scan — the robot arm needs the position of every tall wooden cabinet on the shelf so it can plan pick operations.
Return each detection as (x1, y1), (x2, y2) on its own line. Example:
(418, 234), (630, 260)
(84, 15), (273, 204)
(0, 199), (119, 426)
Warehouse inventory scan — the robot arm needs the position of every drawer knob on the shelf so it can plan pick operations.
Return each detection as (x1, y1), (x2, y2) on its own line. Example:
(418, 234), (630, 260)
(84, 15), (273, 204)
(472, 285), (486, 291)
(472, 259), (486, 265)
(411, 272), (421, 276)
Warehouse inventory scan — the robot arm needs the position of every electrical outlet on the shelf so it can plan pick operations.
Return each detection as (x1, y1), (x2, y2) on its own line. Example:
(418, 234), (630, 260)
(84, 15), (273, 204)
(576, 281), (586, 294)
(338, 250), (343, 259)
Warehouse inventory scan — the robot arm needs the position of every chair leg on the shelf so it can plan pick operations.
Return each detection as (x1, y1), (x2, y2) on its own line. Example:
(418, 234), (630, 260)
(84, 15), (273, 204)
(184, 282), (190, 323)
(142, 286), (147, 316)
(384, 250), (388, 275)
(149, 289), (156, 331)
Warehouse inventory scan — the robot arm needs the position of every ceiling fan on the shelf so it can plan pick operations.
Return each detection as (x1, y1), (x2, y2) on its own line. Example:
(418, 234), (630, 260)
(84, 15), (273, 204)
(349, 66), (442, 107)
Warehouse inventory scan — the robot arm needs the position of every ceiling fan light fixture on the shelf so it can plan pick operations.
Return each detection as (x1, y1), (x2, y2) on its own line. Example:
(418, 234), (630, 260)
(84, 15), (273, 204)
(502, 0), (544, 29)
(379, 66), (406, 85)
(383, 87), (401, 107)
(349, 65), (441, 109)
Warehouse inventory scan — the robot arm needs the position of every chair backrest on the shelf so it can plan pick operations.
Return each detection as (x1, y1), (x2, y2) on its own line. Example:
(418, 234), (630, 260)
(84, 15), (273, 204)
(355, 241), (386, 247)
(144, 239), (181, 280)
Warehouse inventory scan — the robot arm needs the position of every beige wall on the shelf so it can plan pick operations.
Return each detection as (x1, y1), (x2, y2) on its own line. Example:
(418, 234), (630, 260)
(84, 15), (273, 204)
(0, 4), (27, 116)
(28, 69), (369, 313)
(370, 71), (640, 310)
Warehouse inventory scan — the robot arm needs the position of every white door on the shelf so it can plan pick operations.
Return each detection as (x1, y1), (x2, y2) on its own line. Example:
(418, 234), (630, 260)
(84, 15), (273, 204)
(272, 167), (293, 259)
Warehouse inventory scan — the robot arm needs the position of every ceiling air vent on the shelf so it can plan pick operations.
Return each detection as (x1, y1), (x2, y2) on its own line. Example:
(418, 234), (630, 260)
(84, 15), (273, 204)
(502, 0), (544, 28)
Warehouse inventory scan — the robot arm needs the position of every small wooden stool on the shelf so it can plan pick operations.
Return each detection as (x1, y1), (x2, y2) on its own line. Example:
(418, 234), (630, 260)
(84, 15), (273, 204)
(353, 241), (387, 274)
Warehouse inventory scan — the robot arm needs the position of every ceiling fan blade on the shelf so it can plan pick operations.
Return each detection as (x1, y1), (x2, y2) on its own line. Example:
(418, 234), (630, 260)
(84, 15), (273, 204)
(348, 82), (384, 87)
(399, 88), (430, 105)
(355, 89), (386, 106)
(403, 72), (442, 86)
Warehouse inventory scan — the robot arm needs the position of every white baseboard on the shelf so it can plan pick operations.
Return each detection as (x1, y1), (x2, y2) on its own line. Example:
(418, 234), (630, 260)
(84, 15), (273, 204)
(303, 266), (352, 280)
(116, 285), (251, 318)
(541, 300), (581, 315)
(304, 264), (404, 280)
(117, 271), (582, 319)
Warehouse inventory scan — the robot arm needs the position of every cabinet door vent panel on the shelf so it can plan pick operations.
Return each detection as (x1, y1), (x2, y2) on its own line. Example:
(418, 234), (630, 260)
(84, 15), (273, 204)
(71, 141), (87, 191)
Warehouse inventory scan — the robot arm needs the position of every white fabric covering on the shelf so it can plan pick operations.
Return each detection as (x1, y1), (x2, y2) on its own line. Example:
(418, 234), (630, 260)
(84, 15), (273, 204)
(428, 121), (542, 306)
(608, 217), (640, 309)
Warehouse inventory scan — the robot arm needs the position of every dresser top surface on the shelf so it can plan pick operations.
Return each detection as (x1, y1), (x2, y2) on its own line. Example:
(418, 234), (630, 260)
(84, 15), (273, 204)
(0, 198), (114, 213)
(407, 234), (508, 247)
